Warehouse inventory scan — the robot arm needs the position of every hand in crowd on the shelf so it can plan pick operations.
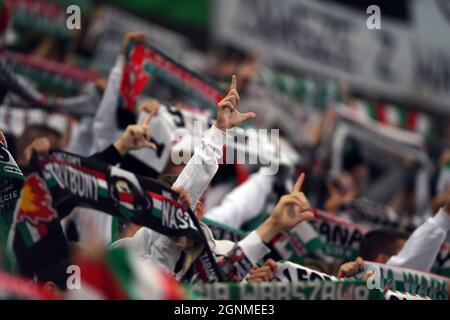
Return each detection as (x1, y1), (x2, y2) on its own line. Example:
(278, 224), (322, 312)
(121, 31), (146, 55)
(138, 99), (160, 114)
(194, 200), (205, 220)
(246, 259), (279, 282)
(114, 112), (157, 156)
(256, 173), (315, 243)
(22, 137), (51, 166)
(215, 75), (255, 132)
(324, 180), (355, 211)
(338, 257), (365, 278)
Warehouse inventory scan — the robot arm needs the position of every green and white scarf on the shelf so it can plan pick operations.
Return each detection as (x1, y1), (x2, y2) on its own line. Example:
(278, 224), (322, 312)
(0, 142), (24, 272)
(119, 40), (225, 114)
(188, 279), (384, 300)
(433, 243), (450, 277)
(12, 150), (225, 282)
(356, 261), (449, 300)
(309, 210), (369, 261)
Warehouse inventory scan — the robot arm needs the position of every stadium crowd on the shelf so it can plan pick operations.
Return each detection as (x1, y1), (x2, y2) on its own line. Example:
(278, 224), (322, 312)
(0, 0), (449, 300)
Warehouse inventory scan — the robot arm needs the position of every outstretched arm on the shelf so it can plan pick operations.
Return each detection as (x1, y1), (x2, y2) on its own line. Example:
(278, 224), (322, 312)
(172, 75), (255, 208)
(218, 173), (315, 281)
(90, 32), (146, 154)
(387, 201), (450, 271)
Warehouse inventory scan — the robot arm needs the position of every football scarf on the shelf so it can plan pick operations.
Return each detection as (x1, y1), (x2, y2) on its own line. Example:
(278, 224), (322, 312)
(119, 40), (225, 114)
(203, 217), (247, 243)
(356, 261), (449, 300)
(270, 222), (326, 264)
(3, 51), (100, 97)
(8, 0), (92, 40)
(12, 150), (225, 282)
(203, 217), (324, 264)
(342, 198), (421, 233)
(187, 279), (384, 300)
(433, 242), (450, 277)
(0, 58), (101, 117)
(309, 210), (369, 261)
(274, 261), (340, 283)
(332, 106), (428, 168)
(274, 261), (436, 300)
(256, 68), (342, 109)
(0, 142), (24, 271)
(347, 100), (432, 136)
(348, 100), (432, 134)
(130, 104), (212, 174)
(384, 289), (431, 300)
(181, 238), (255, 284)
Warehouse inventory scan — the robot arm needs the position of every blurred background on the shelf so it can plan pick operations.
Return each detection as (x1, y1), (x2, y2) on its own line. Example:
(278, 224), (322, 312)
(1, 0), (450, 299)
(1, 0), (450, 255)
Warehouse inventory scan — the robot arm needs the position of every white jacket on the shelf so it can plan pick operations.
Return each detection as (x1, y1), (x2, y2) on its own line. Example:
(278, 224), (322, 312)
(68, 55), (124, 245)
(387, 208), (450, 271)
(65, 55), (124, 157)
(205, 167), (275, 228)
(90, 55), (124, 154)
(111, 125), (271, 275)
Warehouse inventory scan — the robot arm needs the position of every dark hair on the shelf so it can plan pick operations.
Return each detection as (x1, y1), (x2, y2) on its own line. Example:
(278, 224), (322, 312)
(35, 242), (80, 292)
(359, 229), (408, 261)
(36, 259), (71, 292)
(342, 139), (364, 171)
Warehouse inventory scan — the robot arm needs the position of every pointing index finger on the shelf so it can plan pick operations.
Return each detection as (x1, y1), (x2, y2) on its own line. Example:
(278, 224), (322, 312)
(143, 110), (156, 126)
(293, 172), (305, 193)
(230, 75), (237, 91)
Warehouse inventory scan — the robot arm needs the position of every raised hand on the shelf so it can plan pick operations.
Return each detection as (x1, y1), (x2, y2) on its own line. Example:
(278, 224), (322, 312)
(257, 173), (315, 243)
(338, 257), (365, 278)
(246, 259), (279, 282)
(324, 180), (355, 211)
(215, 75), (255, 132)
(114, 111), (157, 156)
(138, 99), (160, 114)
(172, 186), (192, 209)
(271, 173), (314, 228)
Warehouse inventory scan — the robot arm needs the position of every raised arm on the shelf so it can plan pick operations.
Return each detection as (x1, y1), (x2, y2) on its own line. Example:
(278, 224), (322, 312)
(218, 173), (315, 280)
(387, 201), (450, 271)
(172, 75), (255, 208)
(90, 32), (146, 153)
